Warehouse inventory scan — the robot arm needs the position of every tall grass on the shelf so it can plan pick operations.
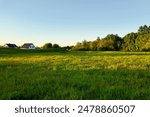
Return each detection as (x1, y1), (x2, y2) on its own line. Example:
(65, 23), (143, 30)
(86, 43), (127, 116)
(0, 49), (150, 99)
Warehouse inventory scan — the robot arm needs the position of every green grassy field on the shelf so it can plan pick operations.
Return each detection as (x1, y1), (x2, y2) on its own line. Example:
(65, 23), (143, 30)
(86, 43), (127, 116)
(0, 48), (150, 100)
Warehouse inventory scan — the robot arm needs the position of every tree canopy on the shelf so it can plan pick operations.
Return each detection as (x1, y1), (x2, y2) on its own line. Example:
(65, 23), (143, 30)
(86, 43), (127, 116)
(41, 25), (150, 52)
(138, 25), (150, 34)
(42, 43), (53, 49)
(71, 25), (150, 51)
(43, 43), (60, 49)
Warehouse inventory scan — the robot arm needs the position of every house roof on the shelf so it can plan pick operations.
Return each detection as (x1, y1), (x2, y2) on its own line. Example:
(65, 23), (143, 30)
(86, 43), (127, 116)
(5, 43), (17, 48)
(21, 43), (35, 48)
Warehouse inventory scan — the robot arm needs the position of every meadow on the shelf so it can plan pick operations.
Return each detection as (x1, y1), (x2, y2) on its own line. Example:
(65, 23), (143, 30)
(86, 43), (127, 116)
(0, 48), (150, 99)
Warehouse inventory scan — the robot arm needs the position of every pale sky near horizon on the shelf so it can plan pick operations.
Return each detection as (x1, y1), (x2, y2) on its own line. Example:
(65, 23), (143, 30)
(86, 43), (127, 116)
(0, 0), (150, 47)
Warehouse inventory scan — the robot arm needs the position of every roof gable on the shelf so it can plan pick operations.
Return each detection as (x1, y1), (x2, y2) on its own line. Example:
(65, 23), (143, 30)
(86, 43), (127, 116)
(21, 43), (35, 48)
(5, 43), (17, 48)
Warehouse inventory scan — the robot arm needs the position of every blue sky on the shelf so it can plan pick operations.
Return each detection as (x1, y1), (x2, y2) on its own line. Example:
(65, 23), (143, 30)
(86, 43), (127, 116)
(0, 0), (150, 46)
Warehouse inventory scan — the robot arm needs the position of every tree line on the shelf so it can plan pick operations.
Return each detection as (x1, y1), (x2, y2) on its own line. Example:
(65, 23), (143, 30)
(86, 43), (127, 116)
(1, 25), (150, 51)
(71, 25), (150, 51)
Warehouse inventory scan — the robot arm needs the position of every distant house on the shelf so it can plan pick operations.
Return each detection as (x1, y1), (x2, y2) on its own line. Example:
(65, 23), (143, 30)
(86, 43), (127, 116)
(21, 43), (35, 49)
(4, 43), (18, 48)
